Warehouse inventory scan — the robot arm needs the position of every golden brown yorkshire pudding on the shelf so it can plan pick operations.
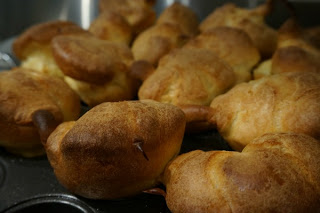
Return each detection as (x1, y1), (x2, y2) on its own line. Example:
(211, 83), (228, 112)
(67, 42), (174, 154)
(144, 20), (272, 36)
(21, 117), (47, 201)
(131, 2), (198, 67)
(163, 133), (320, 213)
(89, 11), (133, 45)
(182, 71), (320, 151)
(138, 48), (236, 107)
(12, 20), (89, 78)
(52, 34), (132, 84)
(51, 34), (139, 107)
(131, 23), (189, 67)
(253, 19), (320, 79)
(156, 2), (199, 36)
(184, 26), (261, 83)
(271, 19), (320, 74)
(45, 100), (186, 199)
(98, 0), (156, 35)
(199, 0), (277, 58)
(0, 68), (80, 157)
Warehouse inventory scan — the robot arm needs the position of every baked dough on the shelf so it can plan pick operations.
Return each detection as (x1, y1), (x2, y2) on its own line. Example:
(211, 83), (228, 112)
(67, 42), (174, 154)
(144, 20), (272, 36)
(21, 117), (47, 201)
(12, 20), (89, 78)
(0, 68), (80, 157)
(89, 11), (133, 45)
(51, 34), (139, 106)
(163, 133), (320, 213)
(131, 2), (198, 66)
(209, 71), (320, 151)
(272, 19), (320, 74)
(138, 48), (235, 107)
(254, 19), (320, 79)
(131, 23), (188, 66)
(199, 0), (277, 58)
(46, 100), (186, 199)
(184, 26), (260, 83)
(156, 2), (199, 36)
(131, 23), (189, 67)
(99, 0), (156, 35)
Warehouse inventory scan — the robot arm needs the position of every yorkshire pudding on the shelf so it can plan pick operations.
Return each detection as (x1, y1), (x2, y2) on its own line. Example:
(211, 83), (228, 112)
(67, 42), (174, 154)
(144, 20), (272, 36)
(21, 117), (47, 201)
(199, 0), (277, 58)
(181, 71), (320, 151)
(131, 2), (198, 67)
(138, 48), (236, 107)
(254, 19), (320, 79)
(89, 11), (133, 45)
(45, 100), (186, 199)
(131, 23), (189, 67)
(184, 26), (260, 83)
(156, 2), (199, 36)
(163, 132), (320, 213)
(0, 68), (80, 157)
(51, 33), (139, 107)
(98, 0), (156, 35)
(12, 20), (89, 78)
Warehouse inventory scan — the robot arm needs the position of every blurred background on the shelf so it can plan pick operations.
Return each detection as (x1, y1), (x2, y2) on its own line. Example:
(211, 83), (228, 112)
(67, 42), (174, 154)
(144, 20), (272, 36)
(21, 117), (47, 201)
(0, 0), (319, 41)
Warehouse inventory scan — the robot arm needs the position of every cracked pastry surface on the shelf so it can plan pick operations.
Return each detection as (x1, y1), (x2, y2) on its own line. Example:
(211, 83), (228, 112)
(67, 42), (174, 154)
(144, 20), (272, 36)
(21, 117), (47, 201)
(163, 133), (320, 213)
(0, 68), (80, 157)
(138, 48), (236, 107)
(184, 26), (260, 84)
(209, 71), (320, 151)
(46, 100), (185, 199)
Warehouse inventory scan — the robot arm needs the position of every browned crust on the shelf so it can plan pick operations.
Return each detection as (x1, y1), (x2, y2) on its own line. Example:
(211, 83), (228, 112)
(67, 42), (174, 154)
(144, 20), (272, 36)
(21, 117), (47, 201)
(13, 20), (88, 59)
(185, 26), (261, 83)
(178, 104), (216, 133)
(46, 100), (186, 199)
(270, 18), (320, 75)
(130, 60), (155, 81)
(51, 34), (133, 84)
(138, 48), (236, 107)
(32, 110), (61, 146)
(163, 133), (320, 213)
(98, 0), (156, 34)
(199, 1), (277, 58)
(157, 2), (199, 36)
(210, 71), (320, 151)
(89, 11), (133, 45)
(131, 23), (190, 66)
(178, 105), (214, 124)
(272, 46), (320, 74)
(276, 18), (302, 44)
(0, 68), (80, 157)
